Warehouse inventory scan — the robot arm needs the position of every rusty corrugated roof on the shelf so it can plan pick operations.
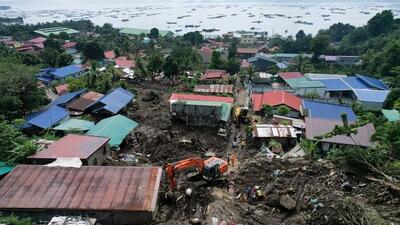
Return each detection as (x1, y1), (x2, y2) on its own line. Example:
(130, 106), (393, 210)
(0, 165), (162, 212)
(28, 134), (109, 160)
(194, 84), (233, 94)
(67, 91), (104, 111)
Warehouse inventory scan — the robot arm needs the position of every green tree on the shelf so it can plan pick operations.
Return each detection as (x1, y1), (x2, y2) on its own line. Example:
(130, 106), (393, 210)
(135, 56), (147, 79)
(262, 104), (273, 118)
(0, 63), (46, 119)
(183, 31), (204, 46)
(372, 121), (400, 158)
(147, 50), (165, 79)
(210, 51), (224, 69)
(83, 41), (104, 60)
(164, 56), (179, 79)
(367, 10), (394, 37)
(148, 28), (159, 39)
(59, 52), (74, 67)
(225, 57), (240, 75)
(299, 139), (319, 160)
(291, 54), (313, 73)
(44, 37), (62, 51)
(40, 48), (60, 67)
(277, 105), (290, 116)
(310, 35), (330, 59)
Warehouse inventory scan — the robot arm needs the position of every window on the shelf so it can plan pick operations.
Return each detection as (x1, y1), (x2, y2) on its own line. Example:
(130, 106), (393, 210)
(103, 147), (107, 155)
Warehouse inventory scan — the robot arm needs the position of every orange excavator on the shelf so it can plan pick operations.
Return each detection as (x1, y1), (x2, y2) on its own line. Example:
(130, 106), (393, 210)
(165, 157), (229, 190)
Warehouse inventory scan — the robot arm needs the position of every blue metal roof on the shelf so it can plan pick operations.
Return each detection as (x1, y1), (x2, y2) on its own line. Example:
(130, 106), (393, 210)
(303, 100), (357, 122)
(50, 65), (84, 79)
(342, 77), (370, 89)
(353, 89), (389, 103)
(50, 89), (87, 107)
(26, 105), (69, 129)
(356, 74), (389, 90)
(319, 79), (352, 91)
(93, 87), (134, 114)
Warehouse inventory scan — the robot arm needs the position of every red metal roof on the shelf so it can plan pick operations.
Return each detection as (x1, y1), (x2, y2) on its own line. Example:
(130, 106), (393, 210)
(202, 69), (227, 80)
(305, 117), (375, 147)
(237, 48), (257, 54)
(55, 84), (69, 96)
(194, 84), (233, 94)
(251, 90), (302, 112)
(169, 93), (234, 104)
(199, 46), (213, 55)
(104, 50), (116, 59)
(278, 72), (303, 80)
(28, 134), (110, 160)
(67, 91), (104, 111)
(115, 57), (136, 69)
(27, 37), (47, 44)
(15, 46), (33, 52)
(62, 41), (77, 49)
(0, 165), (162, 212)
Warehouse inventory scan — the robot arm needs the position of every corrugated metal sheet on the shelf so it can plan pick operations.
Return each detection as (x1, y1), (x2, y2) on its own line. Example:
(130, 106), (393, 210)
(169, 93), (234, 104)
(51, 89), (87, 107)
(305, 117), (375, 147)
(253, 124), (298, 138)
(202, 69), (227, 79)
(27, 105), (69, 129)
(53, 119), (95, 132)
(356, 74), (389, 90)
(67, 91), (104, 111)
(86, 115), (138, 149)
(353, 89), (389, 103)
(194, 85), (233, 94)
(0, 165), (162, 212)
(50, 65), (84, 79)
(93, 88), (134, 114)
(251, 90), (302, 112)
(28, 134), (109, 160)
(278, 72), (303, 80)
(381, 109), (400, 122)
(303, 100), (357, 122)
(319, 79), (352, 91)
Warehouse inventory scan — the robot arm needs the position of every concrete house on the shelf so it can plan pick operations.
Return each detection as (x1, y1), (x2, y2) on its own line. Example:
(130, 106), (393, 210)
(28, 134), (110, 166)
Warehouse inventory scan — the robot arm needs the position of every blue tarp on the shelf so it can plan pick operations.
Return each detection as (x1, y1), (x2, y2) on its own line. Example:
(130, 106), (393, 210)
(50, 89), (86, 107)
(353, 89), (389, 103)
(50, 65), (84, 79)
(25, 105), (69, 129)
(356, 74), (389, 90)
(319, 79), (352, 91)
(303, 100), (357, 122)
(342, 77), (370, 89)
(93, 87), (134, 114)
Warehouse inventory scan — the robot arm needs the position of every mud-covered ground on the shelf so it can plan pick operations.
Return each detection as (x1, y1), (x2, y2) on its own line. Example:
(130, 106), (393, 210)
(109, 81), (400, 225)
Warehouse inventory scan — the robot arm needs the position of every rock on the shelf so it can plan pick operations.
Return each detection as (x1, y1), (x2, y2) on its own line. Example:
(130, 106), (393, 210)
(265, 193), (280, 207)
(280, 194), (296, 210)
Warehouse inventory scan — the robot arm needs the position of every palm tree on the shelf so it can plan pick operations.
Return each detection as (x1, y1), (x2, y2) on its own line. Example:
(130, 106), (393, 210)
(293, 54), (313, 73)
(135, 56), (148, 80)
(372, 121), (400, 158)
(299, 139), (319, 160)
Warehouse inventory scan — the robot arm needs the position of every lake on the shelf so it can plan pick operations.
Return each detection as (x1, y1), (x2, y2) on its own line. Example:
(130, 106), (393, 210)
(0, 0), (400, 36)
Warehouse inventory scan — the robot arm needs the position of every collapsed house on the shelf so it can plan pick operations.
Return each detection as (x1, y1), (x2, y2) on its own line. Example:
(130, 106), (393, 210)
(169, 93), (234, 127)
(252, 124), (300, 153)
(88, 87), (134, 115)
(0, 165), (162, 225)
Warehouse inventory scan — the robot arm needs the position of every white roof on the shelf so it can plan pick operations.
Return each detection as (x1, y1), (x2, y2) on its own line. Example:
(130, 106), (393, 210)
(253, 124), (298, 138)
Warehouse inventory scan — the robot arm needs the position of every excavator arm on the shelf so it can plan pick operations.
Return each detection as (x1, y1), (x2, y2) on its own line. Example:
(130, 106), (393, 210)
(164, 158), (205, 190)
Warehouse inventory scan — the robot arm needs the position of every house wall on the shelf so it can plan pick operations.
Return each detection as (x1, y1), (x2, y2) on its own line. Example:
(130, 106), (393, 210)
(86, 144), (110, 166)
(295, 87), (326, 97)
(240, 34), (256, 45)
(359, 101), (383, 111)
(237, 53), (256, 60)
(172, 103), (225, 127)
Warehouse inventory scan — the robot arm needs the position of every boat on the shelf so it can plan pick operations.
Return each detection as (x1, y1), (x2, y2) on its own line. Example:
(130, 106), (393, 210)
(175, 29), (182, 32)
(122, 19), (129, 22)
(167, 21), (177, 24)
(252, 20), (263, 24)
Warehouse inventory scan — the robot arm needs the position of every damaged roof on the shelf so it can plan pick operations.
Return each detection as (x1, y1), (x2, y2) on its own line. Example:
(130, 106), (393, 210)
(67, 91), (104, 111)
(169, 93), (234, 104)
(92, 87), (134, 114)
(253, 124), (298, 138)
(28, 134), (109, 160)
(305, 117), (375, 147)
(194, 84), (233, 94)
(0, 165), (162, 212)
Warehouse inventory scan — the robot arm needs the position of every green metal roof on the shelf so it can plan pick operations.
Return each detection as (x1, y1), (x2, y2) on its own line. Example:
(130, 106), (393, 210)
(175, 100), (232, 122)
(34, 27), (79, 37)
(0, 162), (14, 176)
(381, 109), (400, 122)
(285, 77), (325, 88)
(119, 27), (174, 37)
(86, 115), (138, 149)
(53, 119), (95, 132)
